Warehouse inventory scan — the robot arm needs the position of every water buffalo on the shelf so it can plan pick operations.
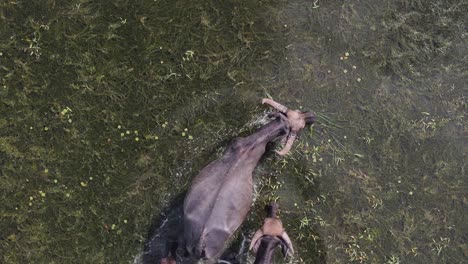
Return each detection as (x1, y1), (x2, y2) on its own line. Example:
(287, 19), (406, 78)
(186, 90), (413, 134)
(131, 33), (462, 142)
(181, 99), (315, 262)
(249, 203), (293, 264)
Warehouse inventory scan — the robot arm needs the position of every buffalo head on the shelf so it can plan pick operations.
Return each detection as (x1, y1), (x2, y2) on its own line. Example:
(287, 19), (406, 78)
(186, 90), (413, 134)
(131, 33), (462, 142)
(262, 98), (316, 155)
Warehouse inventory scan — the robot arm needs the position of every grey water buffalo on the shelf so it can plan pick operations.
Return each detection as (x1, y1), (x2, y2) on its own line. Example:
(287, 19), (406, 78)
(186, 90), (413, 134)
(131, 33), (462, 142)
(249, 203), (293, 264)
(181, 99), (315, 262)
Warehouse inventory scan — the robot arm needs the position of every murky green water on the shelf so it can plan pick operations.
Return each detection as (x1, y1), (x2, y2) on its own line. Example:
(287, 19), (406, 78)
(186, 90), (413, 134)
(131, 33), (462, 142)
(1, 0), (466, 263)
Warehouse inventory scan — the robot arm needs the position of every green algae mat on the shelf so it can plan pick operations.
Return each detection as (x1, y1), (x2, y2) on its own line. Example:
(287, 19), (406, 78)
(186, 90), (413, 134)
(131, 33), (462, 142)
(1, 0), (466, 263)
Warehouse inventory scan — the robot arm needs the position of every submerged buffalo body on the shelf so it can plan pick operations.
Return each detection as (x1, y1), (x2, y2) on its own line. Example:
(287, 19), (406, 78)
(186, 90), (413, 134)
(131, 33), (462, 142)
(154, 99), (315, 263)
(183, 114), (290, 260)
(183, 99), (315, 261)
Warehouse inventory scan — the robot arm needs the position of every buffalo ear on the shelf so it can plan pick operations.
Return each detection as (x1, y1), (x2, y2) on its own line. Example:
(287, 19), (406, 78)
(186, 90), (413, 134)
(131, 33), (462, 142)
(267, 112), (281, 119)
(278, 231), (294, 257)
(249, 229), (264, 253)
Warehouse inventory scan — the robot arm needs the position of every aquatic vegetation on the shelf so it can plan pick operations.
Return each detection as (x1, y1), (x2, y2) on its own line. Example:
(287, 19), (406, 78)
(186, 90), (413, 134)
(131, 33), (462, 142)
(386, 254), (401, 264)
(0, 0), (466, 263)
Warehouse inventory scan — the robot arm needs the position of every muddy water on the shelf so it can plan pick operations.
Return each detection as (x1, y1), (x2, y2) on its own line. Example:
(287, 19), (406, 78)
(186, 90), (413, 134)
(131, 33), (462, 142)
(0, 0), (466, 263)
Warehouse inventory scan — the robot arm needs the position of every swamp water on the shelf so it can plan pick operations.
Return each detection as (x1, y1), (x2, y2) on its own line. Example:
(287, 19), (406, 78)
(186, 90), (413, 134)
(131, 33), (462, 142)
(0, 0), (466, 263)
